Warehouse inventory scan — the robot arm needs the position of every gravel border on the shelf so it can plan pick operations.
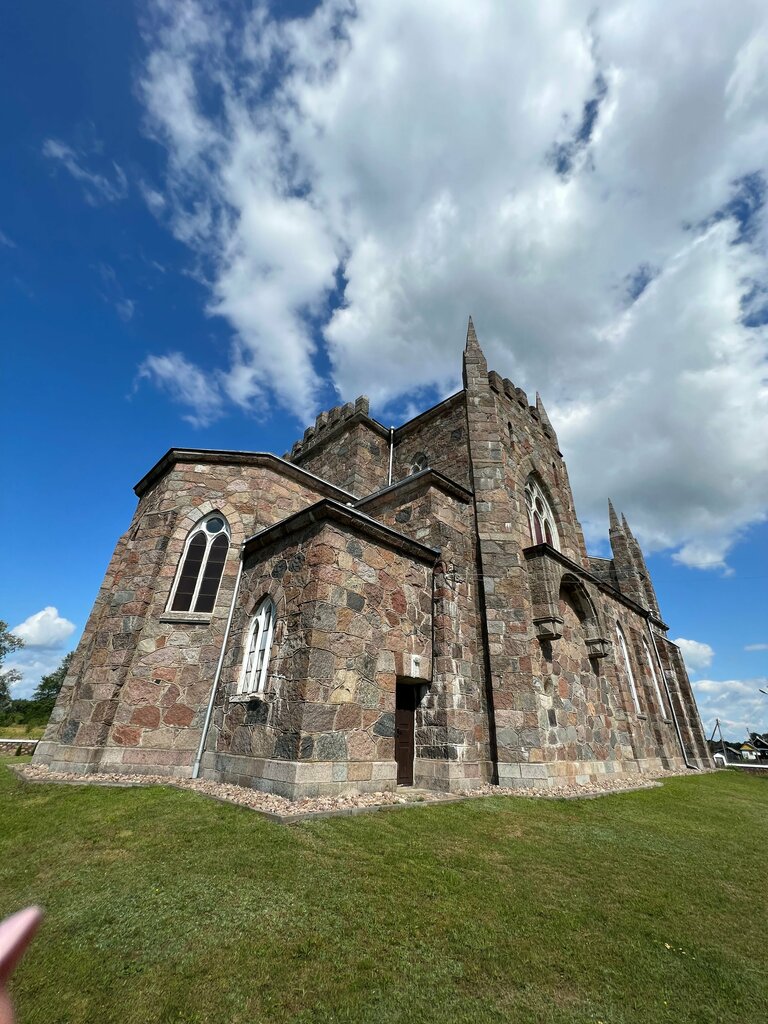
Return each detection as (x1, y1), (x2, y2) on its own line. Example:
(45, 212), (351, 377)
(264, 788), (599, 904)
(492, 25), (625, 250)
(9, 763), (709, 823)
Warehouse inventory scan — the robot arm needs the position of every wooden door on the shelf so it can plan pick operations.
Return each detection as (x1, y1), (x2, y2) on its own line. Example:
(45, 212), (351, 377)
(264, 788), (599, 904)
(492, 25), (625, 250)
(395, 683), (416, 786)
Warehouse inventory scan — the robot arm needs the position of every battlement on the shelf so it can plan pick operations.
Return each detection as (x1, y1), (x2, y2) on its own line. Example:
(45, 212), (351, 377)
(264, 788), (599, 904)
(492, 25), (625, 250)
(287, 395), (370, 460)
(487, 371), (558, 444)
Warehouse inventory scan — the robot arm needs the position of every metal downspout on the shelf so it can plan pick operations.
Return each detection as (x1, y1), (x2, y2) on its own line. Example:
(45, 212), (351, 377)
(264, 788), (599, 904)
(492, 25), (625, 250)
(192, 555), (244, 779)
(645, 615), (698, 770)
(387, 426), (394, 486)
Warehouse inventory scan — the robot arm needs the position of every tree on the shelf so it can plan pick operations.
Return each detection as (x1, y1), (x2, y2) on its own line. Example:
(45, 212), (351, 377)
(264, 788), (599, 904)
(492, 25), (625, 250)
(32, 651), (73, 713)
(0, 621), (23, 714)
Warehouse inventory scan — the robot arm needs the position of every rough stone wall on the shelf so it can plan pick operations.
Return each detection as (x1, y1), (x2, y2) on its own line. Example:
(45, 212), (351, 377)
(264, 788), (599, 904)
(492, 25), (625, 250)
(358, 479), (493, 789)
(202, 519), (435, 798)
(35, 460), (341, 776)
(463, 324), (687, 785)
(392, 394), (471, 490)
(488, 376), (588, 568)
(292, 418), (390, 497)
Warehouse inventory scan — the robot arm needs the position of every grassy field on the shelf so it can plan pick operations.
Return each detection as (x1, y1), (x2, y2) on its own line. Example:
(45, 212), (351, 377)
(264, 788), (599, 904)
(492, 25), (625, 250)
(0, 724), (46, 739)
(1, 761), (765, 1024)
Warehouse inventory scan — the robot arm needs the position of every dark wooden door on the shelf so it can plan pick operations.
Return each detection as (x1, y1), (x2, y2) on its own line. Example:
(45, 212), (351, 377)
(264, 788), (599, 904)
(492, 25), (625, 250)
(395, 683), (416, 786)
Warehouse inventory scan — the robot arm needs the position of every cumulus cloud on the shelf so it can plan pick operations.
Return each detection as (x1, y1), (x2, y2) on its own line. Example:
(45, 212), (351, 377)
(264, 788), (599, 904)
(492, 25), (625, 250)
(138, 351), (224, 426)
(12, 606), (76, 649)
(674, 638), (716, 674)
(42, 138), (128, 205)
(137, 0), (768, 565)
(692, 677), (768, 737)
(745, 643), (768, 651)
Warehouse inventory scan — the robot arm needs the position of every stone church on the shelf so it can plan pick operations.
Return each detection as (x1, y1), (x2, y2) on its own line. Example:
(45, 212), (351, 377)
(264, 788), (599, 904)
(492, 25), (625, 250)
(35, 320), (711, 797)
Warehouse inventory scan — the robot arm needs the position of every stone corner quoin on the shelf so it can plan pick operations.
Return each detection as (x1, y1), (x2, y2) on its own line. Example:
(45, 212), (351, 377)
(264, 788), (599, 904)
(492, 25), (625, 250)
(33, 319), (711, 799)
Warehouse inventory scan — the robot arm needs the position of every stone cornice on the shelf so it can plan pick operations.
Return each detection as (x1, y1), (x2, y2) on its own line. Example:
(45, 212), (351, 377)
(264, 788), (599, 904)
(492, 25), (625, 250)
(133, 449), (356, 501)
(354, 468), (473, 513)
(242, 499), (441, 565)
(523, 543), (669, 630)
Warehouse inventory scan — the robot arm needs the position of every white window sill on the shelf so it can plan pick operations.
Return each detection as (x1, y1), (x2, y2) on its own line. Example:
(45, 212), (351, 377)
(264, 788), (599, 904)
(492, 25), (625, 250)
(227, 692), (273, 704)
(159, 612), (212, 626)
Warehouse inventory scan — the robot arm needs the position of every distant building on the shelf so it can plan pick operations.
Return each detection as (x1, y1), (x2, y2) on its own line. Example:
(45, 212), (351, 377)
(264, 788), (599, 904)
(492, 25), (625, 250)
(35, 320), (710, 797)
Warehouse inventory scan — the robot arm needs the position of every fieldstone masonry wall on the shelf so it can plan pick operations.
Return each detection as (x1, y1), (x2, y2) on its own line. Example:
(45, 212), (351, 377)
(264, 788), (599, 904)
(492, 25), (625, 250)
(35, 319), (710, 793)
(201, 515), (435, 798)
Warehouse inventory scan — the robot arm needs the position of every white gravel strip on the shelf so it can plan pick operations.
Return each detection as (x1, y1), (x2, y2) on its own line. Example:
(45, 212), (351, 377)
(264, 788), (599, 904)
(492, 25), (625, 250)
(12, 763), (709, 820)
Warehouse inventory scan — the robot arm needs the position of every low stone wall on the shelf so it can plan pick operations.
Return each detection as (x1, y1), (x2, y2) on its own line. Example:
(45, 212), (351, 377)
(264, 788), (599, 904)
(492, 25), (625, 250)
(0, 738), (39, 756)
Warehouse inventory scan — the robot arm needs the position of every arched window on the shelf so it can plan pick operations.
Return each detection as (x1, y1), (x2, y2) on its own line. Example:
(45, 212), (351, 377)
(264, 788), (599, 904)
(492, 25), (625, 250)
(616, 623), (641, 713)
(525, 477), (559, 550)
(410, 452), (428, 475)
(643, 638), (666, 715)
(238, 597), (276, 695)
(168, 513), (230, 614)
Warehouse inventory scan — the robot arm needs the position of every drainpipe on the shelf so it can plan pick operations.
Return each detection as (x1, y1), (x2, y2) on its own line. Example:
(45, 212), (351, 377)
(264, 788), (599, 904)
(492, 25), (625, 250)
(645, 615), (698, 770)
(192, 555), (244, 779)
(387, 426), (394, 486)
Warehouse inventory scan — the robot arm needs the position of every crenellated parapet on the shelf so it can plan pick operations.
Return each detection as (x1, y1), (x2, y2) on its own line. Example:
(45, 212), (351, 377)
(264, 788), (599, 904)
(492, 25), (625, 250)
(286, 395), (370, 461)
(486, 371), (560, 451)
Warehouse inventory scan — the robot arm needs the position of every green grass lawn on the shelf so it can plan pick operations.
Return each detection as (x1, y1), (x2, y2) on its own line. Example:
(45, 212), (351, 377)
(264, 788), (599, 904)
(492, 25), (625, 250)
(1, 761), (765, 1024)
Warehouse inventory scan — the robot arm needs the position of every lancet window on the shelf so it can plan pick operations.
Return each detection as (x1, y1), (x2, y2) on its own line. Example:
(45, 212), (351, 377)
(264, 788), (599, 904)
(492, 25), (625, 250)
(616, 623), (642, 713)
(168, 513), (230, 614)
(525, 477), (560, 550)
(643, 638), (667, 715)
(238, 597), (276, 695)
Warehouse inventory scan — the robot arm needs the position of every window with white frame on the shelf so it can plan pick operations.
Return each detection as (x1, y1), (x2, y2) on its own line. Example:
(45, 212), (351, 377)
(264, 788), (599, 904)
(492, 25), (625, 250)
(238, 597), (276, 695)
(643, 638), (666, 715)
(168, 513), (230, 614)
(525, 477), (560, 550)
(616, 623), (641, 713)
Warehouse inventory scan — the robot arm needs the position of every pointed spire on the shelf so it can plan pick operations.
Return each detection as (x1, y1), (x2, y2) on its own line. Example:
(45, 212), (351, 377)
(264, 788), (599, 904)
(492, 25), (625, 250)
(462, 314), (487, 385)
(621, 512), (635, 542)
(608, 499), (622, 536)
(535, 391), (559, 446)
(465, 315), (480, 352)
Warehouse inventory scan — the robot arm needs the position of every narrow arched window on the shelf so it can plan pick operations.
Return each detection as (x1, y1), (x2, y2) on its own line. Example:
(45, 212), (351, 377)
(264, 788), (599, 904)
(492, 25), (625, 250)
(238, 597), (276, 695)
(168, 513), (230, 614)
(410, 452), (428, 475)
(525, 477), (560, 551)
(616, 623), (641, 713)
(643, 638), (666, 715)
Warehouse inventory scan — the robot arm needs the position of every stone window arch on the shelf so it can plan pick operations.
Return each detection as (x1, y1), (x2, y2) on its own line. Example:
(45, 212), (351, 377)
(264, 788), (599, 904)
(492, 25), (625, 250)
(167, 512), (230, 614)
(238, 597), (277, 695)
(410, 452), (428, 475)
(525, 475), (560, 550)
(616, 623), (641, 713)
(643, 638), (667, 715)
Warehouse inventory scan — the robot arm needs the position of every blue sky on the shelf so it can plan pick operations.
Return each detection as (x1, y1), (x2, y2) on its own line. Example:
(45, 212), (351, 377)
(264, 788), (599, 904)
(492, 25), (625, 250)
(1, 0), (767, 738)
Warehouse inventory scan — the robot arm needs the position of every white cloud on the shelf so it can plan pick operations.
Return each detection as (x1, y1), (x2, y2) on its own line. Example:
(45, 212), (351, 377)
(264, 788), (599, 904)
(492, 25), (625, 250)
(692, 676), (768, 737)
(674, 637), (715, 674)
(745, 643), (768, 651)
(42, 138), (128, 205)
(3, 650), (72, 700)
(138, 351), (224, 426)
(137, 0), (768, 565)
(0, 228), (16, 248)
(12, 606), (76, 649)
(116, 298), (135, 323)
